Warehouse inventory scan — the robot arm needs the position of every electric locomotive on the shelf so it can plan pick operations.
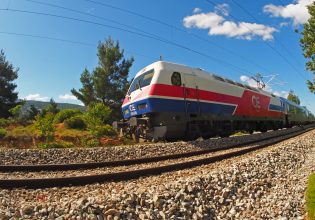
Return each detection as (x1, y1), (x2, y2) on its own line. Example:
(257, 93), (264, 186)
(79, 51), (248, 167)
(116, 61), (314, 141)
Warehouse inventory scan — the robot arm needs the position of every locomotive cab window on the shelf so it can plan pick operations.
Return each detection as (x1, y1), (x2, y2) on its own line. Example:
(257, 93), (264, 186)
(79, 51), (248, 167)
(128, 69), (154, 94)
(171, 72), (182, 86)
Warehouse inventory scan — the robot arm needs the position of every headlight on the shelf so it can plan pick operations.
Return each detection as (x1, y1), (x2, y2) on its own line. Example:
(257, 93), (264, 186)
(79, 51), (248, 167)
(124, 109), (129, 115)
(138, 103), (148, 110)
(129, 104), (135, 111)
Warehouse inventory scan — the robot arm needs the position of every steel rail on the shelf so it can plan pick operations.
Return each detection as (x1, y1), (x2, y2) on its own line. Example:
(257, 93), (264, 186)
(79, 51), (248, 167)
(0, 126), (311, 172)
(0, 127), (312, 189)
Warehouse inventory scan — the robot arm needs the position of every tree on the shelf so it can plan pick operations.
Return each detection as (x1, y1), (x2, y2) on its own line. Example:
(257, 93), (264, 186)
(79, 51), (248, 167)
(42, 98), (60, 115)
(71, 69), (96, 106)
(71, 37), (134, 120)
(287, 90), (301, 105)
(9, 104), (22, 119)
(28, 104), (40, 120)
(0, 50), (19, 118)
(300, 2), (315, 93)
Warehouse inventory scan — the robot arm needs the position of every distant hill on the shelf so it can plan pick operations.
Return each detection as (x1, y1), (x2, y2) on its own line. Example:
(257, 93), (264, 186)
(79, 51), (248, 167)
(22, 100), (86, 112)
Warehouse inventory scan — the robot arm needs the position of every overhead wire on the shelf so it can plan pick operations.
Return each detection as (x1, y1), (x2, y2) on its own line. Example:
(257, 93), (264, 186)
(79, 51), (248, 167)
(0, 31), (157, 61)
(83, 0), (275, 75)
(205, 0), (306, 81)
(229, 0), (308, 79)
(0, 8), (251, 74)
(0, 31), (94, 46)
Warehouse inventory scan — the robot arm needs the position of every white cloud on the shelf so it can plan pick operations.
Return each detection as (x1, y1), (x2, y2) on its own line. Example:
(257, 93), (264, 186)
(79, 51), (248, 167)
(240, 75), (289, 98)
(183, 6), (277, 41)
(59, 94), (77, 101)
(215, 3), (230, 16)
(263, 0), (314, 26)
(273, 90), (289, 98)
(24, 94), (49, 102)
(240, 75), (262, 88)
(193, 8), (202, 14)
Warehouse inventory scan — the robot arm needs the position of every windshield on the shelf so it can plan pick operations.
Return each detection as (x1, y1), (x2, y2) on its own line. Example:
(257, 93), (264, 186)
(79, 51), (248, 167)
(128, 69), (154, 94)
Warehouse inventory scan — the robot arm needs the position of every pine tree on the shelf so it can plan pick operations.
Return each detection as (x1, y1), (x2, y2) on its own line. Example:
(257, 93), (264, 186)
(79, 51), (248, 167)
(71, 37), (134, 121)
(71, 69), (96, 106)
(42, 98), (60, 115)
(0, 50), (19, 118)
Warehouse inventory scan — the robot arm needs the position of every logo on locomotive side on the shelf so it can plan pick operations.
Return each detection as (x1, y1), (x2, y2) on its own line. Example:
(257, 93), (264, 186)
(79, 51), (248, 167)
(252, 96), (261, 111)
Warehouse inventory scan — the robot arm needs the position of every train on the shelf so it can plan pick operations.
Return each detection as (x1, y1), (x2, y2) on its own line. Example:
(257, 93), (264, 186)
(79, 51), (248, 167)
(115, 61), (315, 141)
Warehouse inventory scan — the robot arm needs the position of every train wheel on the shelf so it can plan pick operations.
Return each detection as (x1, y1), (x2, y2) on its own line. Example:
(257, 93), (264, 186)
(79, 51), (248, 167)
(131, 133), (140, 143)
(185, 123), (200, 141)
(202, 134), (211, 140)
(219, 131), (231, 138)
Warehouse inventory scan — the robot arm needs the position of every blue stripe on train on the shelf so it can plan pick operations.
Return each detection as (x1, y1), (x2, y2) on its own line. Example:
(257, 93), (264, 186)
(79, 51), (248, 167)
(269, 104), (283, 112)
(122, 98), (236, 119)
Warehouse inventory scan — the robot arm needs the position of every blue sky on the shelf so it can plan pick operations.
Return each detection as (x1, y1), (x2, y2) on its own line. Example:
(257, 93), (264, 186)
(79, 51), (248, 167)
(0, 0), (314, 112)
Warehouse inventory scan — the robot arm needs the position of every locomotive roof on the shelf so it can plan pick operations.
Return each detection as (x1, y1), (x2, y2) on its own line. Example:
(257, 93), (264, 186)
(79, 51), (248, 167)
(138, 61), (271, 94)
(136, 61), (310, 112)
(279, 97), (305, 110)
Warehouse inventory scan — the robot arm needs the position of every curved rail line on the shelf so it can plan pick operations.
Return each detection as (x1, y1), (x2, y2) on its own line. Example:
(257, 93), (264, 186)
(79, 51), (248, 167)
(0, 126), (313, 189)
(0, 126), (310, 172)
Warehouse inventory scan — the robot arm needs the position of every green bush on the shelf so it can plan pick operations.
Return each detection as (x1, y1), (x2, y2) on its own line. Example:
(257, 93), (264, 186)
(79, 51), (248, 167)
(0, 118), (9, 128)
(85, 103), (112, 137)
(0, 128), (6, 139)
(39, 141), (74, 149)
(307, 173), (315, 220)
(54, 109), (82, 123)
(86, 139), (100, 148)
(94, 124), (117, 137)
(64, 115), (86, 130)
(7, 125), (36, 137)
(34, 113), (55, 143)
(9, 105), (22, 119)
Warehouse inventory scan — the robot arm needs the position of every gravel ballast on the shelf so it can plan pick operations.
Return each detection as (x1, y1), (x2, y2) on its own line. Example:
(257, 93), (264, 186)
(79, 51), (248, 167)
(0, 129), (314, 219)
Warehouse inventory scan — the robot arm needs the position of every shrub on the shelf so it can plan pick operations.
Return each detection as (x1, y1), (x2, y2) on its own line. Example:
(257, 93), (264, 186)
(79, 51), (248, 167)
(80, 137), (100, 148)
(34, 113), (55, 143)
(6, 125), (37, 137)
(54, 109), (82, 123)
(86, 139), (100, 148)
(0, 118), (9, 128)
(95, 124), (117, 137)
(39, 141), (74, 149)
(0, 128), (6, 139)
(307, 173), (315, 220)
(85, 103), (112, 137)
(9, 105), (22, 119)
(64, 115), (86, 130)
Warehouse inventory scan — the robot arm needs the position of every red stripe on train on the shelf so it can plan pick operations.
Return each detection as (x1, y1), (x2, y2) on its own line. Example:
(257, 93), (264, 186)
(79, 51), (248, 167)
(126, 83), (284, 118)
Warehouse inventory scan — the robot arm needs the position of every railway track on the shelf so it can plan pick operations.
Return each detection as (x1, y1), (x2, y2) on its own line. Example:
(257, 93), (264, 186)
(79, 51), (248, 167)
(0, 125), (313, 189)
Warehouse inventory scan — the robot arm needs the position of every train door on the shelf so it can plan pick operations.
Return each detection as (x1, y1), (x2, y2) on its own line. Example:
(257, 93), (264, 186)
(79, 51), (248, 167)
(183, 73), (199, 117)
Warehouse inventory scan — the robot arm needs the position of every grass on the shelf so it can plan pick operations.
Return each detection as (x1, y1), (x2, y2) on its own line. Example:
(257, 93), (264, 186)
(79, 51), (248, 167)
(0, 121), (133, 148)
(307, 173), (315, 220)
(5, 124), (38, 137)
(55, 126), (91, 139)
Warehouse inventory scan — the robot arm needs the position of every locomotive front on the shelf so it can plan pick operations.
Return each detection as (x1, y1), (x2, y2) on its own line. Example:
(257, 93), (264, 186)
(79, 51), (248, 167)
(115, 62), (167, 141)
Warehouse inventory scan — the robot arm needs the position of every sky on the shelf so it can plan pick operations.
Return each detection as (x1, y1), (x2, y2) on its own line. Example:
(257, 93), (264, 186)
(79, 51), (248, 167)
(0, 0), (314, 112)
